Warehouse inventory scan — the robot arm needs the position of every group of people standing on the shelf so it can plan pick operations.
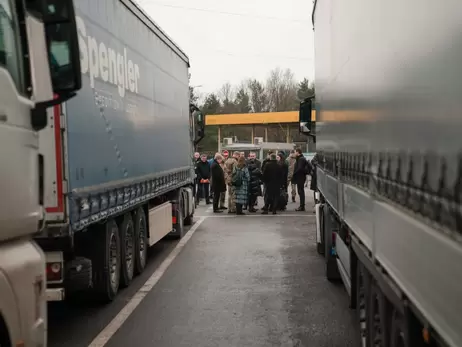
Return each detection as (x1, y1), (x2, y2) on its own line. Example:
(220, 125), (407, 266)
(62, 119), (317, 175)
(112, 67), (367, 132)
(194, 148), (313, 215)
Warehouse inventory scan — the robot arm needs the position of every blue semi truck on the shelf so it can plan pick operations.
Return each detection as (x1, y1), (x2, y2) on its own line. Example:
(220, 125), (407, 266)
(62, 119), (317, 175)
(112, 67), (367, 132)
(35, 0), (204, 302)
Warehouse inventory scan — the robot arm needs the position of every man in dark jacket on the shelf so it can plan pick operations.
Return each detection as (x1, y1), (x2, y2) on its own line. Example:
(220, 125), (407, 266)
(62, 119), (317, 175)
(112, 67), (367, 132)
(277, 152), (289, 210)
(210, 154), (226, 213)
(196, 154), (211, 205)
(246, 152), (262, 212)
(261, 150), (273, 173)
(261, 154), (284, 215)
(261, 150), (274, 208)
(292, 148), (311, 211)
(193, 152), (201, 204)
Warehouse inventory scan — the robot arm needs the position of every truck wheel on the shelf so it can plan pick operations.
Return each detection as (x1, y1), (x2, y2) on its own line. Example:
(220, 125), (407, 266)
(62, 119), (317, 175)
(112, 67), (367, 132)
(184, 193), (194, 226)
(65, 257), (92, 295)
(134, 207), (148, 275)
(119, 214), (135, 287)
(369, 281), (390, 347)
(172, 199), (185, 239)
(92, 219), (121, 302)
(0, 316), (11, 347)
(316, 204), (325, 255)
(390, 310), (408, 347)
(356, 262), (371, 347)
(184, 212), (193, 226)
(324, 207), (340, 281)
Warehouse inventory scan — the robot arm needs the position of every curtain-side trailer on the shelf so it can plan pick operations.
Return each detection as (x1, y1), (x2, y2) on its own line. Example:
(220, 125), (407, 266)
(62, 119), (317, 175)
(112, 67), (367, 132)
(35, 0), (204, 302)
(306, 1), (462, 347)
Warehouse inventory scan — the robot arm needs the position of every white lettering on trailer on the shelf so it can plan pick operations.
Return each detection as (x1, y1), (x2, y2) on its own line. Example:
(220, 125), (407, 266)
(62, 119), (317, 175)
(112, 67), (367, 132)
(76, 16), (141, 98)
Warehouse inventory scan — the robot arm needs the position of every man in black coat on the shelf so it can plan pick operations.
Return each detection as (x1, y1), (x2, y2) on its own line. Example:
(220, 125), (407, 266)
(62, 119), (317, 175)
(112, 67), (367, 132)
(210, 154), (226, 213)
(193, 152), (201, 204)
(261, 154), (284, 215)
(246, 152), (262, 212)
(261, 150), (274, 208)
(292, 148), (311, 211)
(196, 154), (211, 205)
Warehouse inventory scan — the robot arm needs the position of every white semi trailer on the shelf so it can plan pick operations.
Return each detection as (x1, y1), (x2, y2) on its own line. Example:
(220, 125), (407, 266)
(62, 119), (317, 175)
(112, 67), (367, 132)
(304, 1), (462, 347)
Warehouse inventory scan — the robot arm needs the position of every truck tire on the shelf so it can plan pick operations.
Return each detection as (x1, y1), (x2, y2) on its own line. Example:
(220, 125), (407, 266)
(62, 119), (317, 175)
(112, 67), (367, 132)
(65, 257), (92, 295)
(369, 280), (390, 347)
(184, 212), (193, 226)
(172, 197), (185, 239)
(316, 204), (325, 255)
(92, 219), (121, 302)
(119, 214), (135, 287)
(184, 191), (194, 226)
(390, 310), (409, 347)
(356, 261), (371, 347)
(133, 207), (148, 275)
(323, 207), (340, 281)
(0, 316), (11, 347)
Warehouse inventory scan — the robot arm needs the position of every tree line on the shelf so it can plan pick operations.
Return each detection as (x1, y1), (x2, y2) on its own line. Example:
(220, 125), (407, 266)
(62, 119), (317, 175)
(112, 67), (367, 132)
(190, 67), (315, 115)
(190, 67), (314, 153)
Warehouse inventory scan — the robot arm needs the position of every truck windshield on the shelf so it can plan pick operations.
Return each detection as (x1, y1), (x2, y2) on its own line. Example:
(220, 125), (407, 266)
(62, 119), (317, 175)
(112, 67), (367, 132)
(0, 0), (23, 91)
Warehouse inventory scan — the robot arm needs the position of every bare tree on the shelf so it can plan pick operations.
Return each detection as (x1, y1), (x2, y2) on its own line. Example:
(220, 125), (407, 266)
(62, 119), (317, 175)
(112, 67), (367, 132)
(219, 82), (237, 113)
(266, 68), (298, 112)
(247, 79), (269, 113)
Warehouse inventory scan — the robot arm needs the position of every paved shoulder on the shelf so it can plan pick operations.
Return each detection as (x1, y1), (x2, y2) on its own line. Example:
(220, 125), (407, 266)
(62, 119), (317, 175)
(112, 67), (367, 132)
(103, 215), (356, 347)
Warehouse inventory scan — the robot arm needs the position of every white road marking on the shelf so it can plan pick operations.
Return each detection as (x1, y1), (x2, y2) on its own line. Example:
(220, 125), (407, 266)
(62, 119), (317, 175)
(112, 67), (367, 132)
(203, 214), (316, 218)
(87, 216), (207, 347)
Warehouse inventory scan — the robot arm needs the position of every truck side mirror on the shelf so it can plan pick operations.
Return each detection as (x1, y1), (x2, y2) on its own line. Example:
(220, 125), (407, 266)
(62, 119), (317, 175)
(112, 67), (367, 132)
(299, 98), (314, 135)
(191, 105), (205, 145)
(194, 110), (205, 133)
(42, 0), (82, 95)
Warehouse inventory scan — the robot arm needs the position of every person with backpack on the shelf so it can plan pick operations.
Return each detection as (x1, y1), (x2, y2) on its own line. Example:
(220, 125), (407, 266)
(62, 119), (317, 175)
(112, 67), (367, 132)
(292, 148), (312, 211)
(232, 156), (250, 215)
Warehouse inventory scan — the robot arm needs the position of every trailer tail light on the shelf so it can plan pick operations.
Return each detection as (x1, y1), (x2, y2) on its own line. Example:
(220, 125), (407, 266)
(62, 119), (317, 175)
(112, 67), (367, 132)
(46, 262), (63, 282)
(172, 216), (177, 225)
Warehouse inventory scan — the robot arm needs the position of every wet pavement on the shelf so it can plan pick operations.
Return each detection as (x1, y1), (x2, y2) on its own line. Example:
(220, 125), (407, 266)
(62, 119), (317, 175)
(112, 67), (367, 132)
(48, 193), (357, 347)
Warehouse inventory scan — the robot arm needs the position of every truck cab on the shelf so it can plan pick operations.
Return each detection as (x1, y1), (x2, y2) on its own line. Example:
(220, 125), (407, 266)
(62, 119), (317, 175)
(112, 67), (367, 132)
(0, 0), (81, 344)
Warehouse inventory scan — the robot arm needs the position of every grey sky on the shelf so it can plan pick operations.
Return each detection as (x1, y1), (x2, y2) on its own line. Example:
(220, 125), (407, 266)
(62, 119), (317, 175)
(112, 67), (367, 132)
(137, 0), (314, 94)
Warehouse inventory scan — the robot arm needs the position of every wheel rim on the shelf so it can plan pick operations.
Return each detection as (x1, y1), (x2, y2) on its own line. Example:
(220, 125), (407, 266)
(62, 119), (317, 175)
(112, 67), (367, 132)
(125, 223), (134, 276)
(138, 215), (147, 267)
(358, 268), (368, 347)
(109, 231), (119, 290)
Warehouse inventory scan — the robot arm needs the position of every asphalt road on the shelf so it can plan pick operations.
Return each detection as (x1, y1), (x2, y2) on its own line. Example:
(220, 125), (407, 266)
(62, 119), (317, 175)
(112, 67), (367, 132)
(48, 194), (357, 347)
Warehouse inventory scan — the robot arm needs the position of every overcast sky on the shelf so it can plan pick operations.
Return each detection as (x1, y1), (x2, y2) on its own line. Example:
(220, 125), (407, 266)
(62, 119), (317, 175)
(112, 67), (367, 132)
(137, 0), (314, 95)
